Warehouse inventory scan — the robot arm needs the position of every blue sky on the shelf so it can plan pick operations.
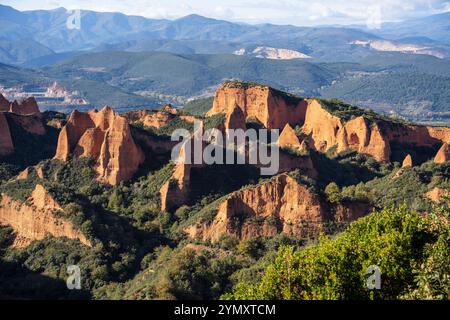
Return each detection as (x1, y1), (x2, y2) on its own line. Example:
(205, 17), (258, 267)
(3, 0), (450, 26)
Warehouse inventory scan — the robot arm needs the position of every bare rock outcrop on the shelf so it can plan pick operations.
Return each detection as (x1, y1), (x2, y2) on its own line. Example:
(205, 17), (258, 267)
(425, 187), (450, 203)
(0, 95), (45, 156)
(434, 143), (450, 164)
(0, 95), (40, 115)
(224, 105), (246, 130)
(0, 185), (91, 248)
(278, 124), (301, 150)
(301, 101), (391, 161)
(0, 113), (14, 156)
(160, 132), (203, 212)
(402, 154), (413, 168)
(54, 107), (145, 185)
(17, 165), (44, 180)
(124, 105), (187, 130)
(0, 94), (9, 111)
(9, 97), (40, 115)
(207, 82), (307, 129)
(186, 174), (371, 242)
(206, 83), (450, 163)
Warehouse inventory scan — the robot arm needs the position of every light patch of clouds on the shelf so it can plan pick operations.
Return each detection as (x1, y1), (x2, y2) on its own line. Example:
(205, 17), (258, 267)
(3, 0), (450, 26)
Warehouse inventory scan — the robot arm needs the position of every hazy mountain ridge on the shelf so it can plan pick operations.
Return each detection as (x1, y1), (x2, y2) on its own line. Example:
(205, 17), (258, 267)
(1, 4), (449, 65)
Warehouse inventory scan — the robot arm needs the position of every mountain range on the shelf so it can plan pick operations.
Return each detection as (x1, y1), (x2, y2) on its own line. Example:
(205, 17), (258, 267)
(0, 4), (449, 123)
(1, 4), (450, 65)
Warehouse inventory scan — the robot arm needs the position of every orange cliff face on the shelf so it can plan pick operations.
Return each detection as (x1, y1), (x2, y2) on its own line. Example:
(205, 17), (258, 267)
(206, 83), (450, 163)
(0, 184), (91, 248)
(0, 94), (9, 111)
(278, 123), (301, 150)
(434, 143), (450, 164)
(300, 100), (391, 162)
(186, 174), (371, 242)
(206, 82), (307, 129)
(402, 154), (413, 167)
(0, 94), (40, 115)
(54, 107), (145, 185)
(0, 113), (14, 156)
(124, 105), (182, 129)
(0, 95), (45, 157)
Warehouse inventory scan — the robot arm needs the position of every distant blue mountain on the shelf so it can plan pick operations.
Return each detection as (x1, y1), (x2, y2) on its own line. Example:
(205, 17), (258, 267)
(0, 4), (449, 65)
(376, 12), (450, 44)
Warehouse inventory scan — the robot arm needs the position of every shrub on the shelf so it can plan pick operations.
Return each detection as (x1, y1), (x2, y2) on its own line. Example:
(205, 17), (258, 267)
(226, 205), (449, 300)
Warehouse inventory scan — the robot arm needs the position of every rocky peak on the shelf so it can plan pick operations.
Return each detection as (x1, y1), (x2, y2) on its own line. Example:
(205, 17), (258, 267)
(161, 104), (178, 115)
(0, 113), (14, 156)
(9, 97), (40, 115)
(186, 174), (371, 242)
(278, 123), (301, 150)
(54, 107), (144, 185)
(0, 94), (40, 115)
(207, 82), (307, 129)
(224, 104), (246, 130)
(402, 154), (413, 167)
(434, 143), (450, 164)
(0, 93), (9, 111)
(0, 184), (91, 248)
(425, 187), (450, 203)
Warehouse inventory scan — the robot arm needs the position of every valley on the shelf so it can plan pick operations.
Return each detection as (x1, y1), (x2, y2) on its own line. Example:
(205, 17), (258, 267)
(0, 81), (448, 300)
(0, 2), (449, 302)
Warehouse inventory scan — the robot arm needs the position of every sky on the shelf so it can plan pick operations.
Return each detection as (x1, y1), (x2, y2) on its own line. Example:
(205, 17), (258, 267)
(3, 0), (450, 26)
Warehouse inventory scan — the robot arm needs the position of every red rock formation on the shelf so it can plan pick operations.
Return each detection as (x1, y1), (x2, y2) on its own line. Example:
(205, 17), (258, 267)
(335, 202), (372, 222)
(161, 104), (178, 115)
(7, 112), (46, 135)
(160, 132), (203, 212)
(207, 82), (307, 129)
(7, 97), (40, 115)
(224, 105), (246, 130)
(207, 82), (450, 163)
(434, 143), (450, 164)
(17, 165), (44, 180)
(186, 174), (371, 242)
(0, 94), (9, 112)
(301, 101), (391, 161)
(160, 163), (191, 212)
(0, 113), (14, 156)
(54, 107), (144, 185)
(0, 185), (91, 248)
(402, 154), (413, 167)
(0, 107), (45, 157)
(125, 105), (186, 129)
(278, 124), (301, 150)
(425, 187), (450, 203)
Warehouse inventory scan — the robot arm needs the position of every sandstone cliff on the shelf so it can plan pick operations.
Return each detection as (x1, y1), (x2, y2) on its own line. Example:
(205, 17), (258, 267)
(54, 107), (144, 185)
(125, 107), (176, 129)
(0, 94), (9, 111)
(0, 95), (40, 115)
(300, 100), (391, 162)
(186, 174), (371, 242)
(0, 113), (14, 156)
(0, 110), (46, 157)
(0, 184), (91, 248)
(207, 82), (307, 129)
(17, 165), (44, 180)
(402, 154), (413, 168)
(207, 83), (450, 163)
(425, 187), (450, 203)
(434, 143), (450, 164)
(278, 124), (302, 150)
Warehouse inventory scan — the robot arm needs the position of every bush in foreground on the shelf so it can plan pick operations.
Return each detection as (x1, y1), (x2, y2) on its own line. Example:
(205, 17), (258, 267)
(226, 205), (449, 300)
